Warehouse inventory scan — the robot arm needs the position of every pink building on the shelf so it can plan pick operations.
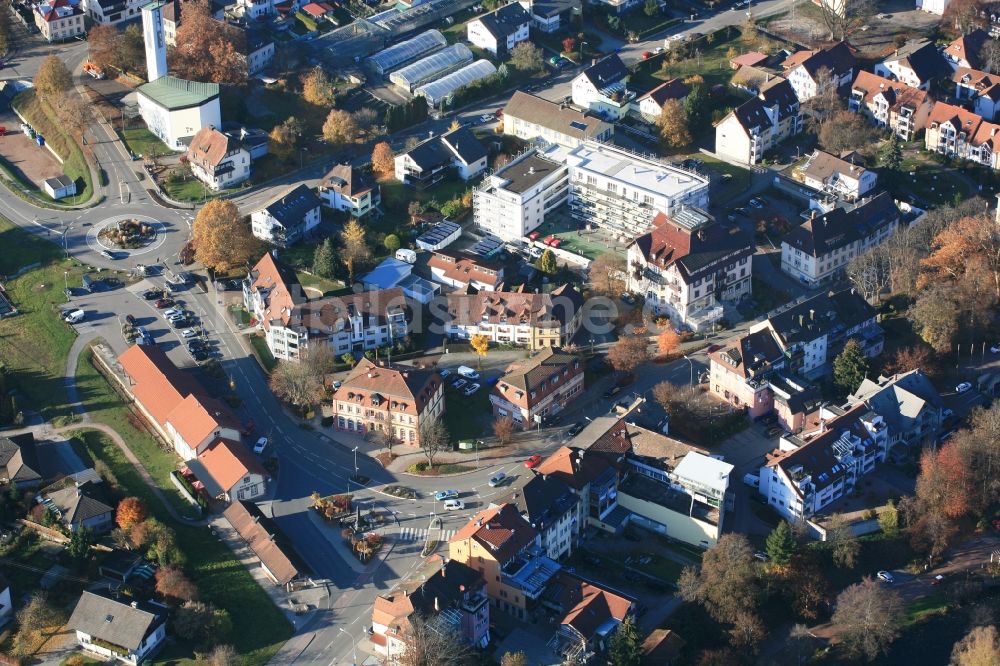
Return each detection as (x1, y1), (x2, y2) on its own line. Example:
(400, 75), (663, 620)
(709, 329), (784, 419)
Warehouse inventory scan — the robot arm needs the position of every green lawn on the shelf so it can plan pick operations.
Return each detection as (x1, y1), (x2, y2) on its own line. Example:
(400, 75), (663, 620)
(73, 427), (292, 665)
(692, 154), (752, 201)
(443, 382), (493, 441)
(635, 552), (683, 584)
(13, 89), (93, 204)
(119, 127), (175, 159)
(73, 349), (195, 517)
(162, 175), (211, 202)
(250, 334), (278, 373)
(0, 217), (94, 422)
(905, 590), (951, 625)
(889, 157), (972, 208)
(296, 269), (344, 296)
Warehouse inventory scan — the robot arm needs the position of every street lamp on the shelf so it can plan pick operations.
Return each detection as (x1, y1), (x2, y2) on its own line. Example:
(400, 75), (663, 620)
(63, 270), (69, 295)
(579, 40), (588, 62)
(683, 355), (694, 385)
(338, 627), (357, 666)
(352, 445), (359, 481)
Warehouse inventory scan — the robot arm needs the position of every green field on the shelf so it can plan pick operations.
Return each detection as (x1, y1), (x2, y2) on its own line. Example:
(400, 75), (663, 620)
(73, 428), (292, 665)
(13, 89), (93, 204)
(119, 127), (175, 159)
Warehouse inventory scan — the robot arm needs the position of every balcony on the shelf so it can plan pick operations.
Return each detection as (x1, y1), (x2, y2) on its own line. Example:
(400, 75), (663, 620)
(501, 551), (560, 600)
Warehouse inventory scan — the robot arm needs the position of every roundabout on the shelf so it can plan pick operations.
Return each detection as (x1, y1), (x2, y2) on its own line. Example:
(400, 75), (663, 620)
(87, 213), (168, 258)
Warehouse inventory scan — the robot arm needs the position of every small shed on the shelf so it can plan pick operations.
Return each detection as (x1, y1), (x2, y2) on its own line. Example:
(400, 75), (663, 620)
(43, 175), (76, 200)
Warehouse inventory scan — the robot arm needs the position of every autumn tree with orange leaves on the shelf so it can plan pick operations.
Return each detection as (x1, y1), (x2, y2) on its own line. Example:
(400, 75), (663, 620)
(170, 0), (247, 84)
(919, 214), (1000, 302)
(115, 497), (148, 531)
(657, 328), (681, 356)
(155, 566), (200, 602)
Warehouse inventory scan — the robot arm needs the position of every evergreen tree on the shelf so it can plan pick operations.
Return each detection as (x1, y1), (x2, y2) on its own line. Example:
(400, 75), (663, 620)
(537, 249), (558, 275)
(765, 520), (797, 566)
(878, 134), (903, 172)
(383, 234), (401, 254)
(68, 526), (94, 561)
(607, 616), (642, 666)
(312, 237), (337, 279)
(833, 338), (869, 395)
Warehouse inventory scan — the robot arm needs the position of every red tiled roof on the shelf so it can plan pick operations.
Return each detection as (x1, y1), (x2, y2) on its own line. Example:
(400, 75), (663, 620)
(223, 500), (302, 585)
(331, 358), (442, 417)
(450, 504), (536, 563)
(198, 438), (267, 493)
(730, 51), (767, 68)
(555, 572), (632, 641)
(428, 250), (503, 289)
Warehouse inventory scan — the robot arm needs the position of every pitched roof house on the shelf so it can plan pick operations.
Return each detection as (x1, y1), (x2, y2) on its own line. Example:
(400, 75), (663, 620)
(924, 101), (1000, 167)
(0, 433), (43, 488)
(944, 28), (990, 69)
(42, 480), (115, 533)
(572, 54), (633, 120)
(783, 42), (856, 100)
(318, 163), (381, 218)
(952, 67), (1000, 121)
(848, 70), (933, 141)
(873, 39), (950, 90)
(502, 90), (614, 148)
(847, 369), (944, 448)
(250, 183), (322, 247)
(223, 500), (307, 586)
(494, 469), (581, 559)
(186, 438), (268, 501)
(797, 149), (877, 201)
(491, 348), (584, 428)
(185, 126), (252, 190)
(714, 78), (802, 164)
(466, 2), (531, 57)
(444, 284), (585, 349)
(394, 127), (488, 186)
(546, 572), (633, 662)
(69, 591), (168, 664)
(633, 78), (689, 120)
(427, 249), (505, 291)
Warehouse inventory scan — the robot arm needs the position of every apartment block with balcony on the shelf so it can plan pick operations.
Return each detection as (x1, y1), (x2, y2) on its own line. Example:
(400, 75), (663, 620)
(571, 55), (634, 120)
(444, 284), (584, 350)
(847, 369), (944, 450)
(394, 127), (487, 188)
(250, 184), (322, 247)
(756, 288), (883, 381)
(953, 67), (1000, 121)
(782, 41), (856, 101)
(243, 253), (408, 362)
(449, 504), (560, 620)
(494, 472), (582, 560)
(536, 445), (623, 533)
(796, 150), (877, 202)
(873, 39), (950, 91)
(331, 359), (444, 446)
(759, 405), (888, 520)
(372, 559), (490, 662)
(925, 101), (1000, 168)
(781, 192), (900, 288)
(563, 142), (710, 240)
(715, 78), (802, 165)
(186, 126), (251, 190)
(848, 71), (933, 141)
(491, 348), (583, 429)
(473, 150), (570, 241)
(626, 208), (753, 331)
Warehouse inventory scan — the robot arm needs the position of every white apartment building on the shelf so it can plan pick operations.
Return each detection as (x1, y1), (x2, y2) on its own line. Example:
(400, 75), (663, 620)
(186, 126), (251, 190)
(916, 0), (951, 14)
(473, 151), (570, 241)
(925, 101), (1000, 168)
(490, 348), (584, 428)
(873, 40), (949, 91)
(466, 3), (531, 58)
(571, 55), (634, 121)
(783, 42), (855, 101)
(243, 253), (408, 362)
(83, 0), (145, 25)
(502, 91), (614, 149)
(626, 208), (753, 331)
(394, 127), (488, 187)
(319, 164), (381, 218)
(797, 150), (878, 202)
(848, 71), (933, 141)
(493, 472), (581, 560)
(34, 0), (84, 41)
(715, 78), (802, 165)
(953, 67), (1000, 121)
(250, 184), (322, 247)
(781, 193), (899, 287)
(759, 405), (888, 520)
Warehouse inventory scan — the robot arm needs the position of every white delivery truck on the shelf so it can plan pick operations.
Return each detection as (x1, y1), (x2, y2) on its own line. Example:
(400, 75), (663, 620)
(457, 365), (479, 380)
(64, 309), (85, 324)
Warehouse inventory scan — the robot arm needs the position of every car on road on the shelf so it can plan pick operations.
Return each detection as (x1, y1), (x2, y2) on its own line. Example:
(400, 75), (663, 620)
(142, 289), (163, 300)
(955, 382), (972, 394)
(566, 422), (585, 437)
(434, 490), (459, 501)
(488, 472), (507, 487)
(991, 344), (1000, 353)
(254, 437), (268, 454)
(439, 368), (451, 378)
(524, 454), (543, 469)
(452, 378), (467, 390)
(602, 385), (623, 400)
(463, 383), (480, 396)
(877, 570), (895, 584)
(100, 250), (115, 260)
(443, 499), (465, 511)
(154, 298), (174, 308)
(181, 329), (197, 338)
(748, 197), (765, 209)
(479, 113), (493, 123)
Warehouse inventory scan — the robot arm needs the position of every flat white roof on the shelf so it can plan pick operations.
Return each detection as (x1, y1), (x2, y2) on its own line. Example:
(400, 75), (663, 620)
(673, 451), (733, 493)
(549, 142), (709, 199)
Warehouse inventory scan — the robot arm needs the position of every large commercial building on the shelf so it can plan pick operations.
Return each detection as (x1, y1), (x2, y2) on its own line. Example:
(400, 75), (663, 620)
(472, 141), (708, 241)
(490, 348), (584, 428)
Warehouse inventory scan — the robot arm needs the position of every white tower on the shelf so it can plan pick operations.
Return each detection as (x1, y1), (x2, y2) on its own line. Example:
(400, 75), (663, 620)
(141, 1), (168, 83)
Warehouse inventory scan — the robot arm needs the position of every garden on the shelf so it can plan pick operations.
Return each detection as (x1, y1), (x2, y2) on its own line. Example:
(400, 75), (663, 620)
(97, 219), (156, 249)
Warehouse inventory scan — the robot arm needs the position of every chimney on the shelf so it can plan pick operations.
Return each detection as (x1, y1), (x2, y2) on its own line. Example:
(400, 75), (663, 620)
(434, 597), (440, 612)
(592, 57), (598, 66)
(810, 209), (817, 220)
(798, 314), (804, 326)
(131, 601), (139, 609)
(253, 515), (261, 524)
(809, 309), (815, 320)
(241, 127), (248, 140)
(403, 589), (409, 597)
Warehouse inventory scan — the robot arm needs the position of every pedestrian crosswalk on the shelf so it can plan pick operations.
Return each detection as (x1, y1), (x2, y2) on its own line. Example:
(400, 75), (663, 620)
(397, 527), (456, 543)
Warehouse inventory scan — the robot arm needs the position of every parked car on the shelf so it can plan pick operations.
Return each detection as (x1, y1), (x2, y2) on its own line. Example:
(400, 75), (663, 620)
(991, 344), (1000, 353)
(463, 383), (481, 396)
(524, 454), (542, 469)
(125, 314), (137, 326)
(434, 490), (459, 501)
(142, 289), (163, 301)
(942, 408), (954, 420)
(181, 329), (197, 338)
(452, 378), (467, 390)
(443, 499), (465, 511)
(602, 385), (623, 400)
(566, 422), (585, 437)
(743, 473), (760, 489)
(439, 368), (451, 378)
(254, 437), (268, 454)
(488, 472), (507, 487)
(766, 426), (784, 438)
(748, 197), (765, 208)
(877, 570), (895, 584)
(154, 298), (174, 308)
(955, 382), (972, 394)
(192, 350), (210, 361)
(162, 308), (180, 318)
(620, 293), (636, 305)
(457, 366), (479, 380)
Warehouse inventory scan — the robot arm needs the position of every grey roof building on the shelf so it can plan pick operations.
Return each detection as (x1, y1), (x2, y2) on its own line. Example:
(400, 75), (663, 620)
(847, 370), (944, 448)
(69, 591), (168, 664)
(0, 433), (42, 488)
(43, 480), (115, 533)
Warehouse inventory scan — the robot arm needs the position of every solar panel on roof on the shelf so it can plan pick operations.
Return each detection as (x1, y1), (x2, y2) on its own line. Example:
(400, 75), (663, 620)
(569, 121), (588, 131)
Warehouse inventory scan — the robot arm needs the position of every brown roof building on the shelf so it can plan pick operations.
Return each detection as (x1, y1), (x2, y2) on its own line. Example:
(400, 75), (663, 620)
(331, 358), (444, 446)
(427, 250), (505, 292)
(641, 628), (686, 664)
(445, 284), (584, 350)
(118, 345), (242, 460)
(186, 126), (252, 190)
(848, 71), (933, 141)
(223, 500), (308, 587)
(547, 572), (633, 662)
(490, 348), (583, 428)
(186, 438), (268, 501)
(318, 164), (381, 218)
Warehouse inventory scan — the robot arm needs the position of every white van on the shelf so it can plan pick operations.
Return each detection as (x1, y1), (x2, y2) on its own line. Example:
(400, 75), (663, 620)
(64, 309), (85, 324)
(396, 249), (417, 264)
(457, 365), (479, 380)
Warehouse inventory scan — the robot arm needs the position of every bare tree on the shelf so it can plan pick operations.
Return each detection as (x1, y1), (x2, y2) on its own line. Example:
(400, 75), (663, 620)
(827, 513), (861, 568)
(493, 415), (516, 444)
(588, 252), (628, 297)
(831, 577), (903, 661)
(677, 533), (760, 623)
(847, 245), (889, 304)
(607, 335), (650, 376)
(419, 418), (450, 468)
(950, 624), (1000, 666)
(269, 360), (323, 408)
(397, 615), (474, 666)
(728, 610), (767, 654)
(816, 0), (875, 41)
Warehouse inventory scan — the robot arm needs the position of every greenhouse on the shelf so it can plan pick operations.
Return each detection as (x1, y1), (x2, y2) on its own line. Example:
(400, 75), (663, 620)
(389, 44), (473, 92)
(366, 29), (447, 76)
(414, 60), (497, 106)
